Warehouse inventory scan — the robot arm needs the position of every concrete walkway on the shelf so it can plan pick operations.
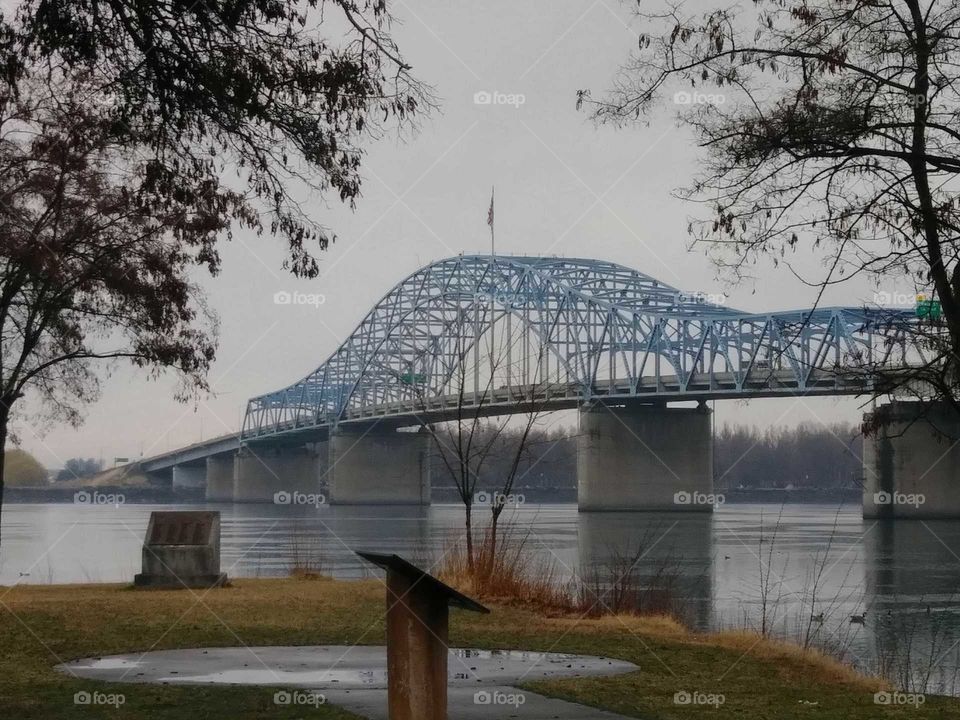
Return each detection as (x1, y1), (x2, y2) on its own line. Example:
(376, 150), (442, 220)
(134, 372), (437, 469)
(58, 645), (639, 719)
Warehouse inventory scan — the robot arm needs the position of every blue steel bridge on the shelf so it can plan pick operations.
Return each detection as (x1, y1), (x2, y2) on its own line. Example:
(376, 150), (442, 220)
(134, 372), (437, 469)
(241, 254), (917, 442)
(143, 254), (955, 518)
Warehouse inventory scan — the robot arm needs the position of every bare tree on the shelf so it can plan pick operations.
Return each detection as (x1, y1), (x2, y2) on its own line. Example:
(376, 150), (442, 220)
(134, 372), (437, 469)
(0, 0), (430, 553)
(9, 0), (430, 272)
(421, 323), (491, 569)
(412, 297), (558, 571)
(582, 0), (960, 408)
(0, 75), (226, 549)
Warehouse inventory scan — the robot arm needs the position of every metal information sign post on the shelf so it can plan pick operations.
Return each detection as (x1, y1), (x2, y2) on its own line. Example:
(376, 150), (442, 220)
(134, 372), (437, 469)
(357, 551), (489, 720)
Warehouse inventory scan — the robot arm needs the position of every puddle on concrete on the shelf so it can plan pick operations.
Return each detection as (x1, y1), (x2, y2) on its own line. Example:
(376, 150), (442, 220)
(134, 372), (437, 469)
(59, 645), (635, 689)
(60, 646), (639, 720)
(70, 657), (139, 671)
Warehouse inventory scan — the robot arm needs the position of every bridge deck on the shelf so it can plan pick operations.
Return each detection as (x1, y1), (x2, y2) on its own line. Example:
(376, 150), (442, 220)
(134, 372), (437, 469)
(244, 368), (883, 442)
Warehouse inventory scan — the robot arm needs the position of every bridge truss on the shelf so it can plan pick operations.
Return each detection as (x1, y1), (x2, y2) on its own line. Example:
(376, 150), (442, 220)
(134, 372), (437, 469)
(242, 255), (923, 440)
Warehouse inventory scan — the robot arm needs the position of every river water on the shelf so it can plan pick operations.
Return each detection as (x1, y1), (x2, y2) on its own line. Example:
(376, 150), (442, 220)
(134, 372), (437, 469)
(3, 501), (960, 693)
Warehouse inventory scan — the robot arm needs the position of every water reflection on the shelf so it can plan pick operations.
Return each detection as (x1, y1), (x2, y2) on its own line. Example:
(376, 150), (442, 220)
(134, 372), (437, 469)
(577, 512), (714, 629)
(219, 503), (436, 579)
(864, 521), (960, 693)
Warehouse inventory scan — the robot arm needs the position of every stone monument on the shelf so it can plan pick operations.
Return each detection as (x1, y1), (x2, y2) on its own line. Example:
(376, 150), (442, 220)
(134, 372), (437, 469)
(134, 511), (227, 589)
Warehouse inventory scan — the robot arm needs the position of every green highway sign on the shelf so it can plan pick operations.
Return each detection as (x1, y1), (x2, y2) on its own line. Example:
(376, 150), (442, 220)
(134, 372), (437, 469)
(916, 297), (942, 320)
(399, 372), (427, 385)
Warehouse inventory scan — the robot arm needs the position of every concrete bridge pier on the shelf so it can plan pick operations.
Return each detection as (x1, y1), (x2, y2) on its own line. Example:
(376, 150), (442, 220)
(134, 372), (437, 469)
(577, 401), (714, 512)
(233, 445), (322, 503)
(172, 463), (206, 493)
(328, 426), (431, 505)
(863, 401), (960, 519)
(143, 467), (172, 487)
(205, 455), (236, 502)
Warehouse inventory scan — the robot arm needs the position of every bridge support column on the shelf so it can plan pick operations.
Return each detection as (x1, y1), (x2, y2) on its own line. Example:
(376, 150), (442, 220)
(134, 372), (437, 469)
(577, 402), (714, 512)
(233, 445), (322, 503)
(863, 401), (960, 519)
(328, 427), (430, 505)
(172, 464), (206, 493)
(143, 468), (172, 487)
(205, 455), (236, 502)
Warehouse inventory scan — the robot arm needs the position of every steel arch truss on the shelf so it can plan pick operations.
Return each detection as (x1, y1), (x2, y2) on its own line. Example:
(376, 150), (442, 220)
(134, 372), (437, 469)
(242, 255), (920, 440)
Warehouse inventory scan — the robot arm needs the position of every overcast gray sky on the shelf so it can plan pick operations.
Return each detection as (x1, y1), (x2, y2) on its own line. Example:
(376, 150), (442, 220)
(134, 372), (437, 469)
(18, 0), (892, 468)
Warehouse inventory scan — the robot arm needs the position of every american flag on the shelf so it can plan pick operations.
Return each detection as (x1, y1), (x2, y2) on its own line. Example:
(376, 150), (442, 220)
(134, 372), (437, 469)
(487, 187), (494, 228)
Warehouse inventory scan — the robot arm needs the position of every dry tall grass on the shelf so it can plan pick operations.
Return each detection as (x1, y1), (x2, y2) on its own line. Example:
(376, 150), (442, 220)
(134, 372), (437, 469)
(285, 526), (328, 580)
(575, 530), (690, 620)
(437, 522), (690, 624)
(435, 531), (889, 694)
(438, 524), (575, 613)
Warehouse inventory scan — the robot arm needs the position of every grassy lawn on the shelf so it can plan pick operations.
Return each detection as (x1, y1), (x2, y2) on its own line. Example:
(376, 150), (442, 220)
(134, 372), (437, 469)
(0, 577), (956, 719)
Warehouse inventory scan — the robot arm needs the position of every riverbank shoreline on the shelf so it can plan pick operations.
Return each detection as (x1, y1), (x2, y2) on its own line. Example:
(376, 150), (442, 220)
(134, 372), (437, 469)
(4, 485), (862, 504)
(0, 577), (954, 718)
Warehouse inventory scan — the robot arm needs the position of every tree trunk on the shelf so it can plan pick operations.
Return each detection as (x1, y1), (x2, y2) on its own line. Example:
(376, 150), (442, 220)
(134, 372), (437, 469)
(489, 504), (502, 569)
(464, 500), (474, 571)
(0, 406), (8, 556)
(906, 0), (960, 365)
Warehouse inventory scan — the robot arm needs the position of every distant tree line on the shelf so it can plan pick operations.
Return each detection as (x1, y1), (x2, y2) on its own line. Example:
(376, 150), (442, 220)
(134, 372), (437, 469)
(3, 448), (47, 487)
(0, 452), (103, 487)
(713, 424), (862, 491)
(430, 422), (863, 492)
(55, 458), (103, 483)
(427, 424), (576, 493)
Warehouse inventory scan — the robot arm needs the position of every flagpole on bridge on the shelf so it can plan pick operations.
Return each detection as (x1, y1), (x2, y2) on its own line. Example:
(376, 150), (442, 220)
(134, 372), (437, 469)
(487, 186), (495, 258)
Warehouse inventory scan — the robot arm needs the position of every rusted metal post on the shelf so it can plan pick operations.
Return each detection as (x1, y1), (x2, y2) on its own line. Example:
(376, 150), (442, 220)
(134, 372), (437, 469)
(385, 569), (449, 720)
(357, 552), (489, 720)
